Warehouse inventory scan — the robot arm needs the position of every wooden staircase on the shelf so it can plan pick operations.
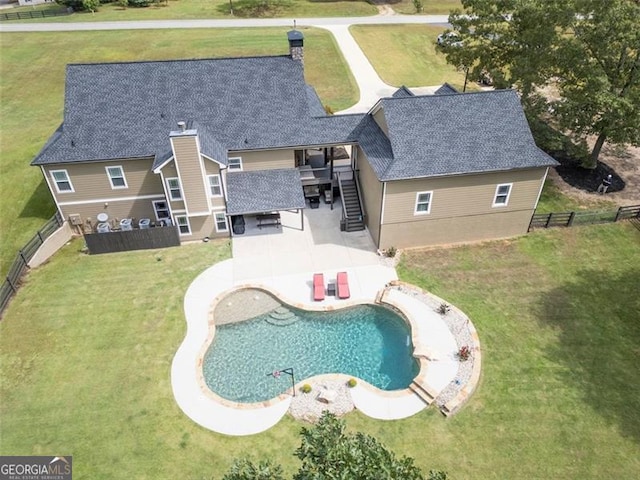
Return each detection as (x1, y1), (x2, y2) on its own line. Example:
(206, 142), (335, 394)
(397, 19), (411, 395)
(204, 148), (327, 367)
(338, 175), (365, 232)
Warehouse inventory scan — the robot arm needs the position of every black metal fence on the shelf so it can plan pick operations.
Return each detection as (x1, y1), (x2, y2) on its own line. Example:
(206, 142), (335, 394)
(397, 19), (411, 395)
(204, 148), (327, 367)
(84, 226), (180, 255)
(1, 212), (63, 316)
(529, 204), (640, 230)
(0, 8), (72, 21)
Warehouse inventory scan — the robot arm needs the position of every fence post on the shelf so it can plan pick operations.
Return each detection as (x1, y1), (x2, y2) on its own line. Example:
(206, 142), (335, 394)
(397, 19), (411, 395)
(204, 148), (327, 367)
(567, 212), (575, 227)
(614, 207), (622, 222)
(5, 276), (17, 293)
(545, 213), (552, 228)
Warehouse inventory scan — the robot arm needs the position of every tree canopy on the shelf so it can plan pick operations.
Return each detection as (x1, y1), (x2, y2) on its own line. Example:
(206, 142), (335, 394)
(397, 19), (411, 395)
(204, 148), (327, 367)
(222, 412), (447, 480)
(441, 0), (640, 167)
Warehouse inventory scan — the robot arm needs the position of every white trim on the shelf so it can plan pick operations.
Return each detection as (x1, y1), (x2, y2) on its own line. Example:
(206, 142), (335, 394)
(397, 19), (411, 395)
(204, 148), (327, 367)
(201, 153), (227, 168)
(105, 165), (128, 189)
(152, 199), (171, 222)
(534, 168), (549, 207)
(166, 177), (183, 201)
(175, 215), (191, 236)
(492, 183), (513, 207)
(227, 157), (243, 171)
(214, 212), (228, 232)
(211, 206), (227, 212)
(50, 169), (74, 193)
(57, 193), (165, 206)
(207, 174), (223, 197)
(152, 155), (175, 174)
(414, 191), (433, 215)
(380, 182), (387, 225)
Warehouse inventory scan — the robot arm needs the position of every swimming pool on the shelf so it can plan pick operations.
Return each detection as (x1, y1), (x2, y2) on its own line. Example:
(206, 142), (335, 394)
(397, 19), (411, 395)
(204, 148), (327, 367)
(203, 291), (419, 403)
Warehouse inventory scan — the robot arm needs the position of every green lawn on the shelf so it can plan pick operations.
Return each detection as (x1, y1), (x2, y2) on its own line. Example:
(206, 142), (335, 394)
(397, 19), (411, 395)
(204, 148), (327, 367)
(4, 0), (376, 22)
(391, 0), (461, 15)
(0, 28), (357, 277)
(536, 179), (617, 213)
(2, 223), (639, 478)
(350, 24), (471, 89)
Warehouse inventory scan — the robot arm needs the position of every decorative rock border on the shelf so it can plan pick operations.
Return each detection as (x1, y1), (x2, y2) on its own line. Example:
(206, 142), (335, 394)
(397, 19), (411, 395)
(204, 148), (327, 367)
(382, 281), (482, 416)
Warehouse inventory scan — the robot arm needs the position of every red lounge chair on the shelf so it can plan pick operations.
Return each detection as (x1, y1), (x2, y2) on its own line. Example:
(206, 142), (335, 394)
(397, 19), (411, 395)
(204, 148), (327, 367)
(337, 271), (350, 299)
(313, 273), (325, 301)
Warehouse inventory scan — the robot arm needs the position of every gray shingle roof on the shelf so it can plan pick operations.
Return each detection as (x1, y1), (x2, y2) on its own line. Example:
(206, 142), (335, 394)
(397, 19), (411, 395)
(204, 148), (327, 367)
(434, 83), (459, 95)
(225, 168), (306, 215)
(364, 90), (557, 181)
(392, 86), (415, 98)
(32, 55), (358, 166)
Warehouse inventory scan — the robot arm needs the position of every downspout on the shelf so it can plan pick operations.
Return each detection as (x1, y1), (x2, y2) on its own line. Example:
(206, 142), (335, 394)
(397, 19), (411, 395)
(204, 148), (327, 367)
(378, 182), (386, 249)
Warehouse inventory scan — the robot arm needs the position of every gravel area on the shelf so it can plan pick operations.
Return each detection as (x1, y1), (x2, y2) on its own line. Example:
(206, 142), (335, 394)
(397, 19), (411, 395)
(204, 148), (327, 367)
(289, 379), (355, 423)
(387, 284), (475, 408)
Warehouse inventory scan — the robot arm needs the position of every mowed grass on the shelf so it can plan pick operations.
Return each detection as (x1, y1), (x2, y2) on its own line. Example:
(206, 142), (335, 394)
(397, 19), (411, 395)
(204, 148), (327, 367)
(5, 0), (376, 22)
(0, 28), (357, 276)
(350, 24), (470, 88)
(536, 179), (617, 213)
(392, 0), (462, 15)
(2, 224), (640, 478)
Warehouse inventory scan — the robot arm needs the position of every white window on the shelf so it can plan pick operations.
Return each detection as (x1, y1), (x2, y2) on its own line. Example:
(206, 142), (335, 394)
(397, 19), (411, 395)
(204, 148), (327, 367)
(166, 177), (182, 201)
(208, 175), (222, 197)
(50, 169), (74, 193)
(414, 191), (433, 215)
(175, 215), (191, 235)
(227, 157), (243, 171)
(106, 166), (128, 189)
(152, 200), (170, 221)
(493, 183), (512, 207)
(214, 212), (228, 232)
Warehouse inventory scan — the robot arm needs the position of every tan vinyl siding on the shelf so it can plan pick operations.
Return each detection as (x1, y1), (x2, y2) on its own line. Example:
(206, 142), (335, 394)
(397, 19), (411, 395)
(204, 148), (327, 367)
(203, 161), (226, 209)
(379, 210), (533, 249)
(161, 162), (186, 211)
(379, 168), (546, 249)
(204, 159), (222, 176)
(177, 214), (228, 242)
(356, 147), (383, 245)
(44, 158), (161, 204)
(372, 107), (389, 137)
(384, 168), (545, 223)
(172, 135), (209, 215)
(59, 197), (163, 231)
(233, 149), (295, 171)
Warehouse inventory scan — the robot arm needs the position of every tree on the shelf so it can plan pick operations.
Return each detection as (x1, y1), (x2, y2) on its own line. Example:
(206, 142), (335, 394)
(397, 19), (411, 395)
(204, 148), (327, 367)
(442, 0), (640, 167)
(222, 412), (447, 480)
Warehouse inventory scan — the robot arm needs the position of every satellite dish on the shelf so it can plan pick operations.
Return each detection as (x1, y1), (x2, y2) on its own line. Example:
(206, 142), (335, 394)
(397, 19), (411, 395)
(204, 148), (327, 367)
(97, 213), (109, 222)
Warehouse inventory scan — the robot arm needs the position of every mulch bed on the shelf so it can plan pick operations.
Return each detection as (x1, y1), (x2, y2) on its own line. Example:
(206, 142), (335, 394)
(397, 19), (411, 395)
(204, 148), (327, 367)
(550, 152), (625, 193)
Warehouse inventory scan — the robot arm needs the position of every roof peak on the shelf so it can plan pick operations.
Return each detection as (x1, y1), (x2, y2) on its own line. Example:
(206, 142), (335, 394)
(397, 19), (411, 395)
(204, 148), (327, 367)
(66, 54), (292, 69)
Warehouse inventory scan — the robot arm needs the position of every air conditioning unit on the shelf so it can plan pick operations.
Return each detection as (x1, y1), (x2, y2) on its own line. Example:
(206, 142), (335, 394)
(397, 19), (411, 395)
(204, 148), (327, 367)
(120, 218), (133, 231)
(138, 218), (151, 229)
(69, 214), (82, 226)
(97, 222), (111, 233)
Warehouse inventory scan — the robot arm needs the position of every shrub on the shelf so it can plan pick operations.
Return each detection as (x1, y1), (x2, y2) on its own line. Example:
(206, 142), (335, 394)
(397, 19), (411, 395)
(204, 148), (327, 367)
(385, 246), (397, 258)
(458, 345), (471, 362)
(437, 303), (450, 315)
(347, 378), (357, 388)
(413, 0), (423, 13)
(301, 384), (312, 394)
(129, 0), (150, 6)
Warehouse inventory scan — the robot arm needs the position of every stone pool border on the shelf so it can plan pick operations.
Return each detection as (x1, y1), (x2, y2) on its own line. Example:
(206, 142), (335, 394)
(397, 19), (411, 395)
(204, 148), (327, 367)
(195, 283), (429, 411)
(172, 261), (482, 436)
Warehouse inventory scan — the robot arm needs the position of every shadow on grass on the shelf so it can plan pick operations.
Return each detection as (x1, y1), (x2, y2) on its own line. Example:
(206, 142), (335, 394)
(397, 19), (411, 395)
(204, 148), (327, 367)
(19, 180), (55, 220)
(538, 268), (640, 443)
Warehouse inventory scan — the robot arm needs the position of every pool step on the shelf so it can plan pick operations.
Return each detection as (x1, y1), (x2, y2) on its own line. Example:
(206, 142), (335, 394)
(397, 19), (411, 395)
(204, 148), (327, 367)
(409, 381), (437, 405)
(266, 307), (299, 326)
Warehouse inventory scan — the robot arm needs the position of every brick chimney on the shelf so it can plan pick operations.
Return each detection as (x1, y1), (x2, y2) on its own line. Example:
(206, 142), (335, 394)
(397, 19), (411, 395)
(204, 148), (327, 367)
(287, 30), (304, 64)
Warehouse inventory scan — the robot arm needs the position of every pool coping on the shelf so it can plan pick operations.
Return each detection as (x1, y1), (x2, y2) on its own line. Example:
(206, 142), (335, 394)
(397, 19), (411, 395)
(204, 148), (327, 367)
(195, 283), (429, 411)
(172, 260), (481, 436)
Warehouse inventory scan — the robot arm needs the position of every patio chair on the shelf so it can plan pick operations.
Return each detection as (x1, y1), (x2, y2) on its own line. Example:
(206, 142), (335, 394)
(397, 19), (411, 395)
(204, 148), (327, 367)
(313, 273), (325, 301)
(336, 271), (350, 299)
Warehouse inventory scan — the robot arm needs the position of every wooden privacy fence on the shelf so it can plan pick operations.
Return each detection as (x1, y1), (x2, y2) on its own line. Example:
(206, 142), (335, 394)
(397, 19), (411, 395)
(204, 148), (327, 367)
(84, 226), (180, 255)
(1, 212), (63, 315)
(529, 204), (640, 230)
(0, 8), (72, 21)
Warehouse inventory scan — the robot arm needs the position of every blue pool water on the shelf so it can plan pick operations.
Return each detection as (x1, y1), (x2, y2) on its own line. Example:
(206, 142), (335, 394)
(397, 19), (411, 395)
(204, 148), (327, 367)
(203, 302), (419, 403)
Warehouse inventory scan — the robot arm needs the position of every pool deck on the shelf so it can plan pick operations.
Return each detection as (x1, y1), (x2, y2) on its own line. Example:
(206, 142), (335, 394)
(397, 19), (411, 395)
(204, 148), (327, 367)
(172, 205), (472, 436)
